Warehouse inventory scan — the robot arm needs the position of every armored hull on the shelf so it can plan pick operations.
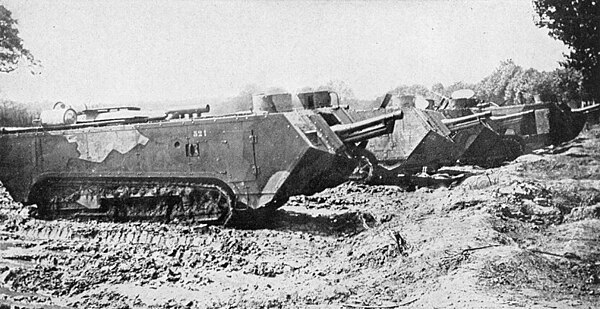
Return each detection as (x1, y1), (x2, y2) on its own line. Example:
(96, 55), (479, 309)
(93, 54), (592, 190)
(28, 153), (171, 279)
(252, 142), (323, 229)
(572, 103), (600, 127)
(458, 102), (589, 149)
(439, 111), (524, 166)
(0, 104), (401, 224)
(347, 106), (522, 173)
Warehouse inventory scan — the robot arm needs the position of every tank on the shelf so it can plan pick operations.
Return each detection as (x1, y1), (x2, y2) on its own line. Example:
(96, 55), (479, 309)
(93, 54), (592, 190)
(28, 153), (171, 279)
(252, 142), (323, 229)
(346, 94), (522, 174)
(0, 99), (402, 224)
(572, 103), (600, 126)
(347, 107), (460, 173)
(303, 93), (459, 173)
(435, 90), (589, 151)
(468, 102), (590, 149)
(440, 112), (525, 166)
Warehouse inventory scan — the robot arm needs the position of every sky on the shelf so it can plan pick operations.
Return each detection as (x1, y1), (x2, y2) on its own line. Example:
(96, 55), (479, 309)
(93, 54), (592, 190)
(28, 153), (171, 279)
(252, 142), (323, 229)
(0, 0), (569, 107)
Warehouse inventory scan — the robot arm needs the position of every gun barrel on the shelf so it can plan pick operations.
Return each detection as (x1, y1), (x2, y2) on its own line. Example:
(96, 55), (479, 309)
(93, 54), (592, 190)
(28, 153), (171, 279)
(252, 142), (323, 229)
(338, 124), (391, 143)
(166, 105), (210, 118)
(490, 110), (534, 122)
(331, 110), (403, 143)
(442, 111), (491, 128)
(572, 103), (600, 115)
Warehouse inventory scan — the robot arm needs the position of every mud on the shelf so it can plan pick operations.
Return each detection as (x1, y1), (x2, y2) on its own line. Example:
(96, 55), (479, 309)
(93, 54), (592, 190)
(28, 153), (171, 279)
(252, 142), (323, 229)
(1, 126), (600, 308)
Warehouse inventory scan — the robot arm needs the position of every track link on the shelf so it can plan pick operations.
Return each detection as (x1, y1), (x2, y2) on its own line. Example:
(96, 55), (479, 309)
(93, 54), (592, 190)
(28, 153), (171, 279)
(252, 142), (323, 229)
(32, 178), (233, 225)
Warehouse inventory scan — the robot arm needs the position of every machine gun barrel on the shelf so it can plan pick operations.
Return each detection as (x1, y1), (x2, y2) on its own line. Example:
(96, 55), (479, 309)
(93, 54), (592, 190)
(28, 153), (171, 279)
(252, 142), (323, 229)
(331, 110), (403, 143)
(166, 105), (210, 118)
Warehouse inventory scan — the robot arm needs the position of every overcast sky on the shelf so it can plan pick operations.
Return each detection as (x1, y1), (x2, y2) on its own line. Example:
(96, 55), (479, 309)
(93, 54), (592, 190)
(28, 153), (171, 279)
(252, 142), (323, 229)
(0, 0), (568, 106)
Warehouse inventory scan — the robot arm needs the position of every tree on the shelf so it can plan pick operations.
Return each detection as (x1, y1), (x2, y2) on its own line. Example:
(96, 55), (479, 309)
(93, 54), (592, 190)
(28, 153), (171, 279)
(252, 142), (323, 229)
(265, 86), (287, 94)
(0, 99), (37, 126)
(316, 80), (357, 105)
(222, 84), (261, 113)
(476, 59), (523, 105)
(431, 83), (445, 96)
(474, 60), (584, 106)
(534, 0), (600, 101)
(551, 68), (585, 106)
(388, 84), (430, 97)
(0, 5), (38, 73)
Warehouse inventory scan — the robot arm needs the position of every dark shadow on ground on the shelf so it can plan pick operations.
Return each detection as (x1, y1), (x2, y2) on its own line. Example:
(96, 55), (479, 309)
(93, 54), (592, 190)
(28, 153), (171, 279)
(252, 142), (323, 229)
(227, 206), (377, 236)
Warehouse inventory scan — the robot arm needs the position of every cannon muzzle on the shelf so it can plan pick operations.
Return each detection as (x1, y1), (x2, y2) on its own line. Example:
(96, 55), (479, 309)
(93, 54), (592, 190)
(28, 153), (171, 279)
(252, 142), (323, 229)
(331, 110), (403, 143)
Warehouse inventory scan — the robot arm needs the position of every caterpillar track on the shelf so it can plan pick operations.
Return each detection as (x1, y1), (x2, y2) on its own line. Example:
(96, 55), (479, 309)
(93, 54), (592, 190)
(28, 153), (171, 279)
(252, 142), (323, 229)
(458, 134), (526, 167)
(500, 135), (527, 159)
(0, 92), (403, 227)
(30, 178), (233, 225)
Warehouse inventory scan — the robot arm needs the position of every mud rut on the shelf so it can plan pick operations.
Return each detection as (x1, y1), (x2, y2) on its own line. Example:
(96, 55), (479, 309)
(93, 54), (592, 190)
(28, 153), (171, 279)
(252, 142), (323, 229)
(1, 127), (600, 309)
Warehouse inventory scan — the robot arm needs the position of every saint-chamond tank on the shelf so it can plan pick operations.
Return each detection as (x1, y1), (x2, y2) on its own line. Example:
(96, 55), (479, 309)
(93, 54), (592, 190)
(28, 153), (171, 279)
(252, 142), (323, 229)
(0, 95), (402, 224)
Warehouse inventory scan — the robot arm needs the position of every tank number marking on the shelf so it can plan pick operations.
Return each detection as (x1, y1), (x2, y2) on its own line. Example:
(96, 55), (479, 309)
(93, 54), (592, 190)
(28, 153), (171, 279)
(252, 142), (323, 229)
(193, 130), (207, 137)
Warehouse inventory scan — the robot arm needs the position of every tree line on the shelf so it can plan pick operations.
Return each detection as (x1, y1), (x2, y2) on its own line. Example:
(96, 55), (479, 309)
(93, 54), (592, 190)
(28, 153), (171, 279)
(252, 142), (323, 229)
(0, 58), (587, 127)
(378, 59), (584, 108)
(0, 1), (598, 124)
(0, 99), (38, 127)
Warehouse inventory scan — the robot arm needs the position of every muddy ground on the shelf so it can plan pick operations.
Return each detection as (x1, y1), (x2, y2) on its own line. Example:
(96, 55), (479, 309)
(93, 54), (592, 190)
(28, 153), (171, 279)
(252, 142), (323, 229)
(1, 127), (600, 308)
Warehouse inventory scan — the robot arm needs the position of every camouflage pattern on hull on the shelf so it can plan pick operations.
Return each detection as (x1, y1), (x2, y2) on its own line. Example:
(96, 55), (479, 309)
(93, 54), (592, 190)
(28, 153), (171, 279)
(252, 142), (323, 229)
(0, 106), (401, 224)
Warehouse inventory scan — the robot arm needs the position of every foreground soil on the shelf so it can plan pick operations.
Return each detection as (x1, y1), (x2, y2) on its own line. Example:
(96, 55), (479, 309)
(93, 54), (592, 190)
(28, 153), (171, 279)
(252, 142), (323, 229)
(1, 127), (600, 308)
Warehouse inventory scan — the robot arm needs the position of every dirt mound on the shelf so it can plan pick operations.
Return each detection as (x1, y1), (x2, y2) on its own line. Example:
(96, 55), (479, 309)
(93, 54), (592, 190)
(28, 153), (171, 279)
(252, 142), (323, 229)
(0, 181), (32, 228)
(0, 181), (20, 211)
(1, 126), (600, 308)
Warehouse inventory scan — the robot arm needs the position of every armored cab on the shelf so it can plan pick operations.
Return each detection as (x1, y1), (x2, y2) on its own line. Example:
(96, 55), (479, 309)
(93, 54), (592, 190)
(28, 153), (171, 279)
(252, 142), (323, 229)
(0, 99), (401, 224)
